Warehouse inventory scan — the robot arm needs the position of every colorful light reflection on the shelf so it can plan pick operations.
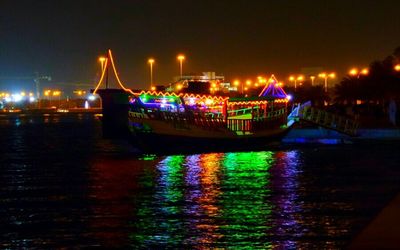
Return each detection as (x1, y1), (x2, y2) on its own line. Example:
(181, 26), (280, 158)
(131, 151), (302, 248)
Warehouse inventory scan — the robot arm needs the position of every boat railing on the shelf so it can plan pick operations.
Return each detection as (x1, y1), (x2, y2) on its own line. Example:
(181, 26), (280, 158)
(139, 108), (287, 132)
(252, 108), (287, 121)
(228, 107), (257, 117)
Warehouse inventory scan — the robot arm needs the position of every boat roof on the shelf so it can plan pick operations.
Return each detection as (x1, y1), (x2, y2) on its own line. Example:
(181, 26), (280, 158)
(133, 90), (288, 104)
(258, 75), (288, 99)
(134, 90), (229, 102)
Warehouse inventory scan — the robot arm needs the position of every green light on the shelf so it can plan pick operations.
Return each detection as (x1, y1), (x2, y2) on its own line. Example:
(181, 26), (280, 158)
(219, 151), (274, 247)
(138, 154), (157, 161)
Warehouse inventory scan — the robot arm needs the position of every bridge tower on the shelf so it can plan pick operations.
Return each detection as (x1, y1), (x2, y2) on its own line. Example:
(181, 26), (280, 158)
(91, 49), (134, 138)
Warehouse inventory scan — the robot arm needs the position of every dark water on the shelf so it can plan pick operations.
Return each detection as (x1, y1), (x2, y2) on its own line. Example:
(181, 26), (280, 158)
(1, 113), (400, 249)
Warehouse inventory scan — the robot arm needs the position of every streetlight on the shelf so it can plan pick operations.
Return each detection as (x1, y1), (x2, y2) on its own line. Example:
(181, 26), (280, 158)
(98, 56), (106, 71)
(177, 54), (185, 79)
(288, 75), (304, 91)
(394, 64), (400, 71)
(233, 80), (243, 94)
(349, 68), (369, 78)
(148, 58), (155, 90)
(246, 80), (252, 88)
(318, 72), (336, 92)
(310, 76), (315, 86)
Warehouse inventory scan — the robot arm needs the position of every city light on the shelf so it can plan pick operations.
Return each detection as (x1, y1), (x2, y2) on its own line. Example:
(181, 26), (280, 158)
(349, 68), (358, 76)
(98, 56), (106, 71)
(88, 94), (96, 101)
(310, 76), (315, 86)
(73, 90), (86, 96)
(12, 94), (23, 102)
(395, 64), (400, 71)
(177, 54), (185, 79)
(318, 72), (336, 92)
(0, 90), (40, 104)
(148, 58), (155, 89)
(288, 75), (304, 91)
(349, 68), (368, 77)
(361, 68), (369, 75)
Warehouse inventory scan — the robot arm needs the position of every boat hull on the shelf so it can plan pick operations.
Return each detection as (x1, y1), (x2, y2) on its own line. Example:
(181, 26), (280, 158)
(129, 125), (291, 154)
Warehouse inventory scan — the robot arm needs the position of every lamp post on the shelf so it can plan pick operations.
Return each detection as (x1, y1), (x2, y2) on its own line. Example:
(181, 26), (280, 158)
(234, 80), (242, 94)
(148, 58), (155, 90)
(349, 68), (368, 78)
(246, 80), (252, 90)
(289, 75), (304, 91)
(98, 56), (106, 71)
(177, 54), (185, 80)
(318, 72), (336, 93)
(310, 76), (315, 86)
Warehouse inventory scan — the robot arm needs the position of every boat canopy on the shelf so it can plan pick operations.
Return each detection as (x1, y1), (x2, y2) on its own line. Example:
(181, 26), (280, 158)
(258, 75), (288, 99)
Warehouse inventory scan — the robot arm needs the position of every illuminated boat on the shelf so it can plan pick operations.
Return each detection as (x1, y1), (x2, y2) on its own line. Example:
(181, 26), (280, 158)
(127, 75), (292, 153)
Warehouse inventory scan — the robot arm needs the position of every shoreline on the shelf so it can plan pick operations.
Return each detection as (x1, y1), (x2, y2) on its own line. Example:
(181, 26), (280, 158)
(284, 127), (400, 143)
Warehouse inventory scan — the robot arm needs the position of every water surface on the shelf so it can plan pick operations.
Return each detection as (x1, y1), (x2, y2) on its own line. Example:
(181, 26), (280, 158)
(1, 113), (400, 248)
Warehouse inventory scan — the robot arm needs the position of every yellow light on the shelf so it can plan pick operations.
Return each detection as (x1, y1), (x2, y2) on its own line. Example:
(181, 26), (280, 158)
(29, 92), (33, 96)
(329, 73), (336, 78)
(148, 58), (155, 64)
(246, 80), (252, 86)
(177, 55), (185, 61)
(244, 87), (248, 91)
(255, 83), (259, 87)
(212, 83), (217, 88)
(20, 92), (26, 96)
(107, 50), (135, 94)
(349, 68), (358, 76)
(98, 56), (106, 63)
(205, 98), (213, 105)
(151, 86), (156, 91)
(289, 76), (295, 81)
(233, 80), (240, 86)
(395, 64), (400, 71)
(177, 84), (182, 90)
(361, 68), (369, 75)
(319, 73), (327, 78)
(297, 76), (304, 81)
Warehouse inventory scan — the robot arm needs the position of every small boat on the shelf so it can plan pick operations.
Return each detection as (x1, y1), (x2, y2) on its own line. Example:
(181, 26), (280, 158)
(128, 76), (292, 153)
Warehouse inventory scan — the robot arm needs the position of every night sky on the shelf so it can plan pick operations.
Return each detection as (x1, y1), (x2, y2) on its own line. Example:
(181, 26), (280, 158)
(1, 0), (400, 90)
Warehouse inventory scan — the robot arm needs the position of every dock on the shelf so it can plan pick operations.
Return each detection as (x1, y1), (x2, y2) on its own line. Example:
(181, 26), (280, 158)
(349, 193), (400, 249)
